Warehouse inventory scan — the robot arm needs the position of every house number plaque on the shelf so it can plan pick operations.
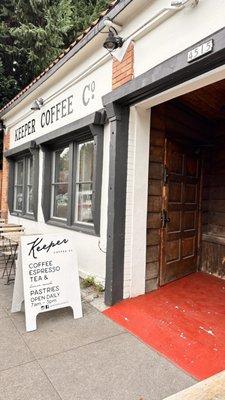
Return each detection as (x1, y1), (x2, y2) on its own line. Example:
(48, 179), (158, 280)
(187, 39), (214, 63)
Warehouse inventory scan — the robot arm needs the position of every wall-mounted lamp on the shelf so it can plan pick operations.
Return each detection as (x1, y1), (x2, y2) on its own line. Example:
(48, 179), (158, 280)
(103, 28), (123, 52)
(31, 98), (44, 111)
(0, 120), (5, 134)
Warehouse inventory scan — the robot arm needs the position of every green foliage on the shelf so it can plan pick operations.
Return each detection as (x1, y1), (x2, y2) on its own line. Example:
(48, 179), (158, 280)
(94, 281), (104, 293)
(81, 276), (95, 288)
(0, 0), (110, 109)
(81, 276), (105, 293)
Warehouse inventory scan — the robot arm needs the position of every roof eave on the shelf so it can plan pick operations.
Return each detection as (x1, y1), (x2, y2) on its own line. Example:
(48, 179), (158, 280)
(0, 0), (134, 119)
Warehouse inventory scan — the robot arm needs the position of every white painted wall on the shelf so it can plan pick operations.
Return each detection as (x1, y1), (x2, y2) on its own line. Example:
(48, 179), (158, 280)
(8, 123), (110, 284)
(134, 0), (225, 76)
(4, 31), (112, 286)
(123, 106), (150, 298)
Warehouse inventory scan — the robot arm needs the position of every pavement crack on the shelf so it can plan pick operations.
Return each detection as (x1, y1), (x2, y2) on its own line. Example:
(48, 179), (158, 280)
(36, 331), (128, 361)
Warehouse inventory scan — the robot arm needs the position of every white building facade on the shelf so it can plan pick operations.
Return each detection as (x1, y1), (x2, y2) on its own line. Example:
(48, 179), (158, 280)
(1, 0), (225, 304)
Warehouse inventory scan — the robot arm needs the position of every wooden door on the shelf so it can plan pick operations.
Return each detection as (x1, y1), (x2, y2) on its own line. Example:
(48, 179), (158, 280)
(160, 139), (201, 285)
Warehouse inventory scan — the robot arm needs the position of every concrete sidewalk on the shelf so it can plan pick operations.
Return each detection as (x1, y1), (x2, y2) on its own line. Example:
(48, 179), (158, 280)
(0, 279), (195, 400)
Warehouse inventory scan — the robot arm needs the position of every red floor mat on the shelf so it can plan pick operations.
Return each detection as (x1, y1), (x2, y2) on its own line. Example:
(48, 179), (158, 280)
(103, 273), (225, 380)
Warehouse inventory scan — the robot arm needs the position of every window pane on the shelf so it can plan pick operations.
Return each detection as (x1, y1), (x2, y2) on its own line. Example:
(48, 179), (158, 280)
(52, 184), (68, 219)
(76, 183), (93, 224)
(27, 157), (33, 185)
(26, 157), (33, 213)
(27, 186), (33, 213)
(54, 147), (69, 183)
(78, 141), (94, 182)
(15, 161), (23, 185)
(14, 186), (23, 211)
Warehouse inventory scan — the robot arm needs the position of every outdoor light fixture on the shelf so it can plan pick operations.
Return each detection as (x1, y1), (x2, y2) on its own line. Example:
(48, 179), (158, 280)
(0, 120), (5, 134)
(31, 98), (44, 111)
(103, 27), (123, 52)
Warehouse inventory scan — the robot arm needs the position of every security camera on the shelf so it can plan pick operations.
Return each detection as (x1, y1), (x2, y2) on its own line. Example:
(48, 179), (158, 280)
(103, 29), (123, 52)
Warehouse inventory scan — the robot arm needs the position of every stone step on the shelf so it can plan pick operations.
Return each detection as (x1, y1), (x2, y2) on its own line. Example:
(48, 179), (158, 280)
(163, 371), (225, 400)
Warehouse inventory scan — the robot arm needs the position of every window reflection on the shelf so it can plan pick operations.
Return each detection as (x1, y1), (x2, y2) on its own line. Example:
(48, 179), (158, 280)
(75, 141), (94, 224)
(51, 147), (69, 219)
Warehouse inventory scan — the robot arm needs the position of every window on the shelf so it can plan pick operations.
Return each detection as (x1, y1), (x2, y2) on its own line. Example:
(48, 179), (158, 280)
(26, 157), (33, 214)
(51, 147), (69, 220)
(14, 160), (24, 212)
(50, 140), (94, 228)
(41, 117), (104, 236)
(13, 155), (34, 216)
(75, 141), (94, 224)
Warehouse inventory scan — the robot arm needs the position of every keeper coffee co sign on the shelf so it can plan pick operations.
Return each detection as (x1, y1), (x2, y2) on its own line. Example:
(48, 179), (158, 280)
(11, 58), (111, 146)
(14, 94), (74, 142)
(13, 73), (102, 144)
(11, 234), (82, 332)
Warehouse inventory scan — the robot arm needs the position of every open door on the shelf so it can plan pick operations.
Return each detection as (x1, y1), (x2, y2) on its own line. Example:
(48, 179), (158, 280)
(160, 139), (201, 285)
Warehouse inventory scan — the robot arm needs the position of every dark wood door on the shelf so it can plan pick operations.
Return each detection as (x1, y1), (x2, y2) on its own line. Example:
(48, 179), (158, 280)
(160, 139), (201, 285)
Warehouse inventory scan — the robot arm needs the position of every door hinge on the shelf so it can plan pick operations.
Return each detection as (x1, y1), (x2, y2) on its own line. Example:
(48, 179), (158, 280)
(161, 209), (170, 228)
(163, 165), (169, 185)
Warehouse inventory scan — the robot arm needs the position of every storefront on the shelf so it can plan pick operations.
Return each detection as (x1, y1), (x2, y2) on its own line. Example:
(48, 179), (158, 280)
(1, 0), (225, 306)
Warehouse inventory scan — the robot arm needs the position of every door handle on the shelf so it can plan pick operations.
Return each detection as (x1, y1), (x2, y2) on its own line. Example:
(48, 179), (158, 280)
(161, 209), (170, 228)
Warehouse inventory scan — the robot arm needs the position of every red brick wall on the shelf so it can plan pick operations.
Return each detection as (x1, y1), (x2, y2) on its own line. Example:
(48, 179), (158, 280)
(1, 131), (10, 220)
(112, 42), (134, 90)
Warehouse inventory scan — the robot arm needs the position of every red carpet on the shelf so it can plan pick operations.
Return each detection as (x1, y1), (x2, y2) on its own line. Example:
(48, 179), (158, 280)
(103, 273), (225, 380)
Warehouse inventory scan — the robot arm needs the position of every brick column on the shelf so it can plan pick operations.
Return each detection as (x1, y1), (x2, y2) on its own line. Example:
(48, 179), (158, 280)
(1, 131), (10, 220)
(112, 42), (134, 90)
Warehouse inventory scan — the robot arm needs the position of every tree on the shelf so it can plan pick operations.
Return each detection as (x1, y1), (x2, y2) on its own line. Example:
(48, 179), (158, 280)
(0, 0), (110, 109)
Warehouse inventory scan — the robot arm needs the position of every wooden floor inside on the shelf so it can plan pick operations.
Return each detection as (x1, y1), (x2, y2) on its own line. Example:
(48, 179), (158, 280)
(104, 272), (225, 380)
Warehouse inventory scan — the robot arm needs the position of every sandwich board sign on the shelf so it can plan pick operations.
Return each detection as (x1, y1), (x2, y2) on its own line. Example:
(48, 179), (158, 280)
(11, 234), (82, 332)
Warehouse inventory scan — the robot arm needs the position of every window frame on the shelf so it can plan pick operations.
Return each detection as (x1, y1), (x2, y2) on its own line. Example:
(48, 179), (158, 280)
(41, 121), (104, 236)
(46, 139), (95, 233)
(50, 145), (70, 222)
(7, 143), (39, 221)
(13, 158), (25, 213)
(26, 156), (34, 215)
(73, 140), (94, 227)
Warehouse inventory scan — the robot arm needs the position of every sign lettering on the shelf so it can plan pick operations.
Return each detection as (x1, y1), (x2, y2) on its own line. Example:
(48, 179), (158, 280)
(82, 81), (95, 106)
(11, 234), (83, 332)
(40, 95), (74, 128)
(15, 119), (36, 142)
(14, 80), (97, 143)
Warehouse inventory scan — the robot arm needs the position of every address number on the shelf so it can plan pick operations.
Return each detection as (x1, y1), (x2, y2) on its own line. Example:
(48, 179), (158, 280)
(187, 40), (214, 63)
